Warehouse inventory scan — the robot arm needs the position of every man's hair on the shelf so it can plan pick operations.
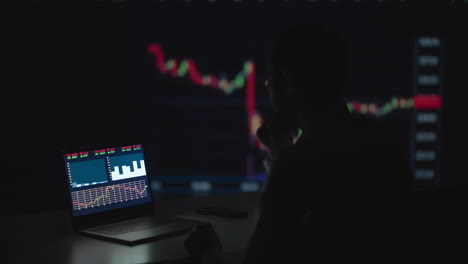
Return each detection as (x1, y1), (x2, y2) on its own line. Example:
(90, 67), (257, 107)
(269, 24), (347, 112)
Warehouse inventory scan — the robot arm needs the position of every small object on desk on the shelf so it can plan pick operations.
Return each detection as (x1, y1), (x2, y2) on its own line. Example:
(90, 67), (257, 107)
(196, 206), (248, 219)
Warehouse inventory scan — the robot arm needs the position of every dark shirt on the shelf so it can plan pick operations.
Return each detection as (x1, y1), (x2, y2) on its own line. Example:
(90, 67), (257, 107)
(243, 111), (413, 263)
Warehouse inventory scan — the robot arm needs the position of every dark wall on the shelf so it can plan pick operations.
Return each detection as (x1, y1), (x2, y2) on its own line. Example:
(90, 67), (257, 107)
(5, 3), (131, 212)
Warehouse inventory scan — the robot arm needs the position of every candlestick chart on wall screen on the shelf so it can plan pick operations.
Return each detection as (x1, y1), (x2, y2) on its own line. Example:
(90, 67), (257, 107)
(141, 35), (442, 193)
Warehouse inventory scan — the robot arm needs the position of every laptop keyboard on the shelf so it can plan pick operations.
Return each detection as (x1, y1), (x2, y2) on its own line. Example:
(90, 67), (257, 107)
(88, 216), (177, 236)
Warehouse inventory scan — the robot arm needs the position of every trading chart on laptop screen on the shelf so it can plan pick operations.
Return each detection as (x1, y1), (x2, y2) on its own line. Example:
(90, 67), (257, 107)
(125, 1), (466, 194)
(64, 145), (152, 216)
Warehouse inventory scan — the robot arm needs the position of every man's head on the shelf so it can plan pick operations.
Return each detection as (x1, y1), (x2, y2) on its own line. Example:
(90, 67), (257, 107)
(266, 24), (347, 118)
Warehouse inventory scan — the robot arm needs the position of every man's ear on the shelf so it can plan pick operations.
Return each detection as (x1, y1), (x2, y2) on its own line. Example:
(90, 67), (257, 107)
(282, 70), (301, 116)
(281, 70), (293, 94)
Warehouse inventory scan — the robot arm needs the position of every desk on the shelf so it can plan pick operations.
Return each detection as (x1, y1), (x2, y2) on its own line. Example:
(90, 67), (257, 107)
(6, 192), (261, 264)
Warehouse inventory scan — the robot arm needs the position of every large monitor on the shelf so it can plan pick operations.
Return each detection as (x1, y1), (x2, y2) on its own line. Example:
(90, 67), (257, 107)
(119, 1), (466, 194)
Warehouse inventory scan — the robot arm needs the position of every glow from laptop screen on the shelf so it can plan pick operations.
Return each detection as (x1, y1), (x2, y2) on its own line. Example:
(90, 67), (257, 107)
(63, 144), (153, 216)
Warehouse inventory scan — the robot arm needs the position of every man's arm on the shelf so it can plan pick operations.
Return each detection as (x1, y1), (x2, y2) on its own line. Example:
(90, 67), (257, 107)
(243, 152), (304, 264)
(242, 178), (275, 264)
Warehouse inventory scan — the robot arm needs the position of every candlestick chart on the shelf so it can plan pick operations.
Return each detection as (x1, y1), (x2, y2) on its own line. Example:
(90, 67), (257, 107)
(146, 43), (442, 164)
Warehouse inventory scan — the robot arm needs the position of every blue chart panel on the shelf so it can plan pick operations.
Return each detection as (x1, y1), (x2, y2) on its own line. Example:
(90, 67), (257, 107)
(69, 159), (108, 188)
(109, 153), (147, 181)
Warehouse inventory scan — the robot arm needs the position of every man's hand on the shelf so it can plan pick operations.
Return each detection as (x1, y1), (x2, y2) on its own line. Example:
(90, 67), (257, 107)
(256, 114), (296, 161)
(184, 223), (223, 263)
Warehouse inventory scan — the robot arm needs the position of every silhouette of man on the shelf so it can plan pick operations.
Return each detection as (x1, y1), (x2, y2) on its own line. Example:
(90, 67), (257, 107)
(184, 24), (413, 263)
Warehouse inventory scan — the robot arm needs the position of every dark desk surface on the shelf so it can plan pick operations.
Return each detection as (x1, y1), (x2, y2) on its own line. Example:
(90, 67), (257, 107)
(6, 192), (261, 264)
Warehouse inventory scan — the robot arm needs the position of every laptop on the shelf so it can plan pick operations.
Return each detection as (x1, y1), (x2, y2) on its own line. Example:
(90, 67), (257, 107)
(62, 144), (201, 245)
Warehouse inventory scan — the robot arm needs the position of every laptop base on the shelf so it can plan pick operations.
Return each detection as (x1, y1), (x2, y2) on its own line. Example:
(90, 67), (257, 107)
(80, 217), (198, 246)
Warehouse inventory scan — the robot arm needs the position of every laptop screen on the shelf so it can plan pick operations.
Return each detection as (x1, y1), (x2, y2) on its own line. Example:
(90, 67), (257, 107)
(63, 144), (153, 216)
